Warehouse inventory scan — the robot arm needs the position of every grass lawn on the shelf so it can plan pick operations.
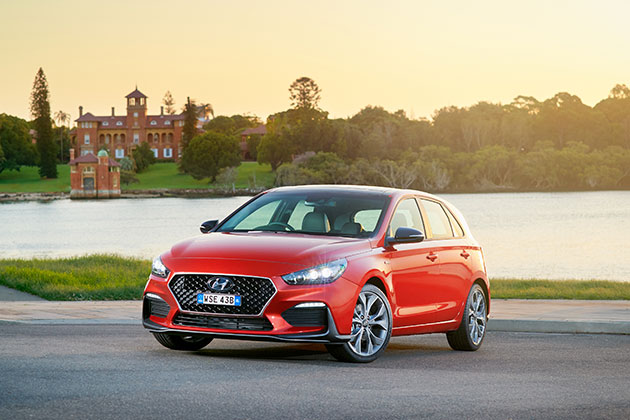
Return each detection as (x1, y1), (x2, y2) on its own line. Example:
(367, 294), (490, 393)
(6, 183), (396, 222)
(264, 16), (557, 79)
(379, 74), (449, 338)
(490, 278), (630, 300)
(1, 255), (629, 301)
(0, 161), (274, 193)
(0, 164), (70, 193)
(125, 161), (274, 191)
(0, 255), (150, 300)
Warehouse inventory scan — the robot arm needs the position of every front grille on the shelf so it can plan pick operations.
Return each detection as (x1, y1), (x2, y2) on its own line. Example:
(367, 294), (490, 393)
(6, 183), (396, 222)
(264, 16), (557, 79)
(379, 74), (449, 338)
(143, 295), (170, 319)
(169, 274), (276, 316)
(282, 306), (328, 327)
(173, 313), (273, 331)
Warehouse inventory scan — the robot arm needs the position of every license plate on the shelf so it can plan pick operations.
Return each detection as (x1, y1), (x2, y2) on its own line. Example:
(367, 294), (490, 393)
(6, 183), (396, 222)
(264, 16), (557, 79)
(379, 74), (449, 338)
(197, 293), (241, 306)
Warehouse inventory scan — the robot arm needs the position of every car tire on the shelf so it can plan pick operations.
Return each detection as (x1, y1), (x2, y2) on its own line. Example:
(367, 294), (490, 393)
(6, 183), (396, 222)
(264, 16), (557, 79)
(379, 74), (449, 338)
(152, 332), (213, 351)
(447, 283), (487, 351)
(326, 284), (393, 363)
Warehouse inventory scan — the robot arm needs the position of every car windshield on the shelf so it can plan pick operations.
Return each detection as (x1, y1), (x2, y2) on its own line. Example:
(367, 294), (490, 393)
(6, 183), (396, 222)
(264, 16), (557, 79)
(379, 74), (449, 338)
(217, 190), (391, 238)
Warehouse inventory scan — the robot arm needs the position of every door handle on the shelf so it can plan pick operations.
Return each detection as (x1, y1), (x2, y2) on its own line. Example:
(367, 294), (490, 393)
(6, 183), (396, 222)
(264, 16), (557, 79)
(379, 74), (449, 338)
(460, 250), (470, 259)
(426, 253), (438, 262)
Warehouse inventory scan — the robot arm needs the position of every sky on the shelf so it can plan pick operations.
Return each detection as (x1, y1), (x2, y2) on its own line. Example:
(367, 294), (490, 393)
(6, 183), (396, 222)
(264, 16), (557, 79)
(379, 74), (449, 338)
(1, 0), (630, 123)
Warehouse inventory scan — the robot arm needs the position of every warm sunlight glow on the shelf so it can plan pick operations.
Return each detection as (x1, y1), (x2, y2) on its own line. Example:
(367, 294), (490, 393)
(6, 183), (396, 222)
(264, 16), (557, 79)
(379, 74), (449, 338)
(2, 0), (630, 121)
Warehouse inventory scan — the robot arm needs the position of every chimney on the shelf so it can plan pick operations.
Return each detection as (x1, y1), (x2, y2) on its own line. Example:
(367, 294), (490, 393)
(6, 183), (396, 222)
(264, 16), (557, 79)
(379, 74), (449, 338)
(69, 148), (75, 161)
(79, 106), (83, 117)
(160, 106), (164, 116)
(111, 107), (115, 117)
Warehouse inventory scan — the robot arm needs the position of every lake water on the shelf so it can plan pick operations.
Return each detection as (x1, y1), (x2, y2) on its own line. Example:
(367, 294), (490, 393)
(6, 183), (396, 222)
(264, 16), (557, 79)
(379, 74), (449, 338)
(1, 191), (629, 281)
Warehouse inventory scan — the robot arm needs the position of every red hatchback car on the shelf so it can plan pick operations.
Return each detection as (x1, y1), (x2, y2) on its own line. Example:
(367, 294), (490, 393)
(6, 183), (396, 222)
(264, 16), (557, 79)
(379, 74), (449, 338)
(143, 185), (489, 362)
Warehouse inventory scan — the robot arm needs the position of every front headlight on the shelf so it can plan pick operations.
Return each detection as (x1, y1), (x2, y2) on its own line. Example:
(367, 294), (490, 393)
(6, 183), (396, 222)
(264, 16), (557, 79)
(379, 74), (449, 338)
(151, 256), (170, 278)
(282, 258), (347, 285)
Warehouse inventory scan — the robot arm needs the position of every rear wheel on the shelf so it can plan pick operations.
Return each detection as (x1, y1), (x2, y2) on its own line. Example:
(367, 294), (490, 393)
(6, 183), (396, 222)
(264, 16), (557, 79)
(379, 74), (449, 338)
(326, 284), (392, 363)
(447, 283), (487, 351)
(152, 332), (213, 351)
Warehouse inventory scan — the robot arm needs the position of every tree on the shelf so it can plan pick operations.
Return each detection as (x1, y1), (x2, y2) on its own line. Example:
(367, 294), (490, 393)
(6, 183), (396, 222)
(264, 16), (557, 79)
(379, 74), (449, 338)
(289, 77), (321, 110)
(30, 68), (56, 178)
(179, 132), (240, 181)
(197, 103), (215, 120)
(181, 97), (198, 151)
(132, 142), (156, 173)
(119, 156), (135, 171)
(0, 113), (38, 173)
(54, 110), (70, 162)
(162, 91), (176, 115)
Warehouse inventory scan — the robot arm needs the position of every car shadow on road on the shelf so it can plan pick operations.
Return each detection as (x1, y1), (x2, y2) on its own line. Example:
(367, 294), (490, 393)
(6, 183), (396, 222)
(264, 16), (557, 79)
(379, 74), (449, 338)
(184, 337), (455, 365)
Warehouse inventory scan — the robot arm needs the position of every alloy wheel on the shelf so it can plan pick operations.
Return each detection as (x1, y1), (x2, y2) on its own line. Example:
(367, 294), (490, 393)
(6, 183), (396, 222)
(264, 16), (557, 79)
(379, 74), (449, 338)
(468, 288), (486, 345)
(348, 290), (390, 356)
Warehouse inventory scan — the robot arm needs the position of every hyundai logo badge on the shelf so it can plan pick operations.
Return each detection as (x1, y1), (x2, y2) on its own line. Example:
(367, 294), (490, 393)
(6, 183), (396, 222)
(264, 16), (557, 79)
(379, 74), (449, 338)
(208, 277), (234, 292)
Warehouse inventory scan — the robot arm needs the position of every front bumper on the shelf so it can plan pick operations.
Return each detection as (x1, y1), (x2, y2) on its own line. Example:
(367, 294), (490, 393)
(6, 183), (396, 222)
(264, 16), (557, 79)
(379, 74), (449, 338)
(143, 307), (351, 343)
(142, 271), (356, 344)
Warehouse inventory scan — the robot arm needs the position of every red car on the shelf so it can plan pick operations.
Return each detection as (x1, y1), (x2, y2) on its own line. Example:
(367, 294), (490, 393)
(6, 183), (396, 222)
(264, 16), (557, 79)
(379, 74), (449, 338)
(143, 185), (489, 362)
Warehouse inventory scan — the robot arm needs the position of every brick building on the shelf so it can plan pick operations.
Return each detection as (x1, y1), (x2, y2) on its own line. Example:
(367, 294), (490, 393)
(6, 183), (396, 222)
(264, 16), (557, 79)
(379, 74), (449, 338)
(72, 88), (185, 160)
(240, 124), (266, 160)
(68, 149), (121, 199)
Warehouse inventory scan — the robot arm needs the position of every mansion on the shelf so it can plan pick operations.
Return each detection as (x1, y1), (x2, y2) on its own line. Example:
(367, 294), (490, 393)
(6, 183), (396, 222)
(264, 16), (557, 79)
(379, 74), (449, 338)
(72, 88), (184, 160)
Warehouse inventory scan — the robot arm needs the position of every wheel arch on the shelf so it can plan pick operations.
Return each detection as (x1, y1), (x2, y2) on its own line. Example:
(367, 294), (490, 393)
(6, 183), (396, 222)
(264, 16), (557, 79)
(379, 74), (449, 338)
(473, 278), (490, 315)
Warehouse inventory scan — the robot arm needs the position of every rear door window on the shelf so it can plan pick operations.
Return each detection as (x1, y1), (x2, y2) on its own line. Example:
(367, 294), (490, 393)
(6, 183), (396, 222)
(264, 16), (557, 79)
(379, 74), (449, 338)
(420, 199), (454, 239)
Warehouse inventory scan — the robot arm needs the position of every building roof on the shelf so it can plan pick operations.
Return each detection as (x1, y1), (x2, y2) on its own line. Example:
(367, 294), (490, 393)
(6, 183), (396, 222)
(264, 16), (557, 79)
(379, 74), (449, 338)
(125, 88), (147, 99)
(68, 152), (120, 167)
(75, 112), (100, 122)
(68, 153), (98, 164)
(241, 125), (267, 136)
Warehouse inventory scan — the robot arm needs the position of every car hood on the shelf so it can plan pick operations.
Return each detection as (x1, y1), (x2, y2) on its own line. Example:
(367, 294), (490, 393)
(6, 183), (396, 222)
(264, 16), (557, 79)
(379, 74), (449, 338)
(165, 232), (372, 269)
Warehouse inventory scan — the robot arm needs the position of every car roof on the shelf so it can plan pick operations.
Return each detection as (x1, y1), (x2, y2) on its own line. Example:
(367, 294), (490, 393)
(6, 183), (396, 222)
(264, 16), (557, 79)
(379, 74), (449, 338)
(267, 184), (442, 200)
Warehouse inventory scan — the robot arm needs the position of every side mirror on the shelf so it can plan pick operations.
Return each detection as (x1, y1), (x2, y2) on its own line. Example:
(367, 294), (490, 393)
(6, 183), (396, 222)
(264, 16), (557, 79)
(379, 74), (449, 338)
(386, 227), (425, 246)
(200, 220), (218, 233)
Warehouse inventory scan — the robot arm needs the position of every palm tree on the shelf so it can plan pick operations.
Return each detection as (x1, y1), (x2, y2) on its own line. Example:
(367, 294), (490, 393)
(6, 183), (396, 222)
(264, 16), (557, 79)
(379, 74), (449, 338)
(198, 103), (214, 120)
(54, 110), (70, 162)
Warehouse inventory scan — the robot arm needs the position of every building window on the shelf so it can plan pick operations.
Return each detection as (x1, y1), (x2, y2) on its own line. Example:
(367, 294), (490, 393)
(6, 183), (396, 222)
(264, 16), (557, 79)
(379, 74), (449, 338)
(102, 121), (109, 126)
(164, 148), (172, 158)
(152, 148), (159, 158)
(84, 134), (90, 144)
(105, 135), (110, 144)
(115, 149), (125, 158)
(129, 98), (135, 106)
(113, 176), (118, 188)
(83, 166), (95, 174)
(116, 121), (123, 126)
(133, 133), (139, 144)
(150, 120), (157, 126)
(165, 120), (171, 125)
(140, 98), (145, 106)
(133, 112), (138, 118)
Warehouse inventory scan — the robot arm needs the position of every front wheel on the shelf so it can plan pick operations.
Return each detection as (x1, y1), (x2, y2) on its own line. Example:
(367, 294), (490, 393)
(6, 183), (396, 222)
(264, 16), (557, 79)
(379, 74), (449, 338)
(326, 284), (392, 363)
(152, 332), (213, 351)
(446, 283), (487, 351)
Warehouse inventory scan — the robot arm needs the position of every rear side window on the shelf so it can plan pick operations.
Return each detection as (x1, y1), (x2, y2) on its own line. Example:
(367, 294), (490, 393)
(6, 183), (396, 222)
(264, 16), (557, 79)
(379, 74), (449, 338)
(446, 208), (465, 237)
(420, 199), (454, 239)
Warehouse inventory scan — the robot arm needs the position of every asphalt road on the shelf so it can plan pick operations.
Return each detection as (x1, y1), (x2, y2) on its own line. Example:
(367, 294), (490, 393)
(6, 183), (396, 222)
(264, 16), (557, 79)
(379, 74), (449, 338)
(1, 324), (629, 420)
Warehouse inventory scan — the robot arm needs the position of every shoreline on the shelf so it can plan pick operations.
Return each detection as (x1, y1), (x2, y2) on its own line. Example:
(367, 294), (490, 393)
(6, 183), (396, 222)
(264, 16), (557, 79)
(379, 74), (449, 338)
(2, 187), (630, 203)
(0, 188), (264, 202)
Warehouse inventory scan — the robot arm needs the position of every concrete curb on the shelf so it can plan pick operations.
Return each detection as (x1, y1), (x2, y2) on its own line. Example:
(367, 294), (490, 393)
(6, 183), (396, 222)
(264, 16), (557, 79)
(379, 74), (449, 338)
(0, 319), (140, 325)
(2, 317), (629, 335)
(489, 319), (630, 335)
